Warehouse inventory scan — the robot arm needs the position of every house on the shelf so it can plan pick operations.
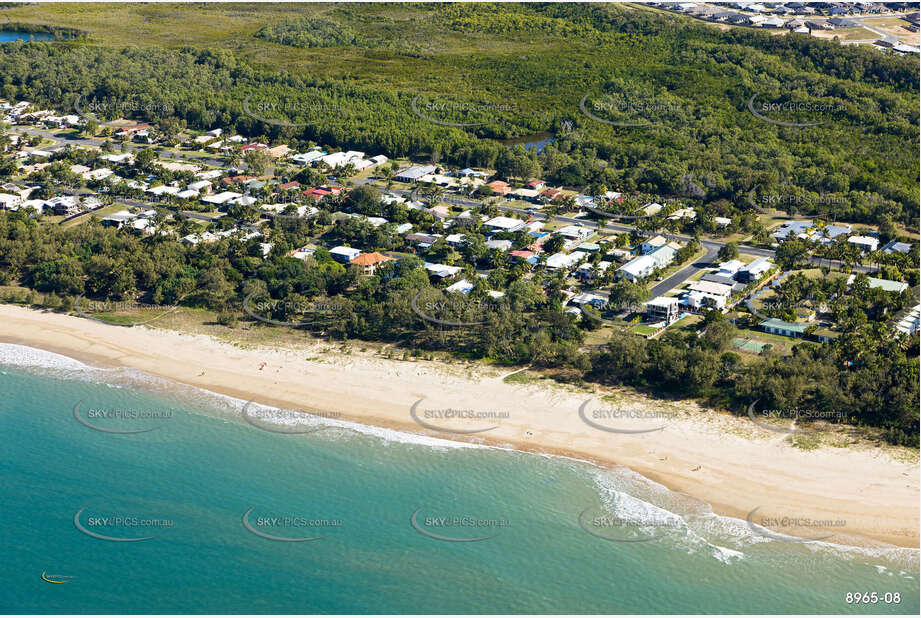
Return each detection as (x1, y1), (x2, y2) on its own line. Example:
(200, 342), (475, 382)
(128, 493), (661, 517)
(0, 193), (22, 210)
(641, 202), (663, 216)
(545, 252), (584, 271)
(881, 240), (913, 255)
(716, 259), (746, 276)
(303, 187), (333, 201)
(570, 292), (607, 310)
(688, 280), (733, 300)
(575, 242), (601, 253)
(484, 216), (525, 233)
(760, 318), (809, 339)
(525, 180), (546, 190)
(291, 151), (325, 165)
(618, 255), (657, 282)
(761, 16), (788, 27)
(511, 188), (541, 202)
(181, 232), (219, 246)
(539, 188), (563, 202)
(846, 275), (908, 294)
(895, 304), (920, 336)
(667, 207), (696, 221)
(445, 233), (467, 247)
(641, 234), (669, 254)
(727, 13), (753, 24)
(100, 153), (133, 165)
(329, 246), (362, 264)
(201, 191), (243, 206)
(822, 224), (851, 240)
(267, 144), (291, 158)
(805, 19), (833, 30)
(847, 235), (878, 252)
(394, 165), (437, 183)
(99, 210), (137, 229)
(240, 142), (268, 154)
(350, 251), (393, 275)
(827, 17), (858, 27)
(84, 168), (115, 182)
(701, 272), (743, 290)
(555, 225), (593, 242)
(771, 220), (813, 240)
(424, 262), (462, 280)
(485, 180), (511, 196)
(187, 180), (213, 194)
(735, 257), (774, 283)
(509, 250), (538, 267)
(576, 260), (611, 282)
(428, 205), (451, 220)
(645, 296), (681, 322)
(114, 123), (151, 138)
(445, 279), (475, 295)
(406, 233), (440, 248)
(47, 196), (82, 216)
(485, 239), (513, 252)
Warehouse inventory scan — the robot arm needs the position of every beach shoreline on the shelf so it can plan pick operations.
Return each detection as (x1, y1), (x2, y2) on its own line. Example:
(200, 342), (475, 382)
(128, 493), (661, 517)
(1, 303), (918, 549)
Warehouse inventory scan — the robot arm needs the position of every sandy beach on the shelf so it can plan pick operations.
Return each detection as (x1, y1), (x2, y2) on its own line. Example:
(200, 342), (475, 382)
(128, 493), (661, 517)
(1, 303), (917, 548)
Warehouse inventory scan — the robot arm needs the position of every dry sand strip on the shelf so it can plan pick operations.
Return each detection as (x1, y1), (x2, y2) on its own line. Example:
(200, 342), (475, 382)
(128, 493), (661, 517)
(1, 303), (917, 548)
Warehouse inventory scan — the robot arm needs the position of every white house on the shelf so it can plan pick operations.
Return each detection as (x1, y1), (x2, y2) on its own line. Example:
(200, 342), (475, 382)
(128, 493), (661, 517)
(847, 235), (879, 252)
(641, 235), (669, 255)
(0, 193), (22, 210)
(201, 191), (243, 206)
(329, 246), (362, 264)
(445, 279), (475, 295)
(645, 296), (681, 322)
(618, 255), (657, 282)
(555, 225), (592, 242)
(545, 252), (584, 271)
(484, 216), (525, 233)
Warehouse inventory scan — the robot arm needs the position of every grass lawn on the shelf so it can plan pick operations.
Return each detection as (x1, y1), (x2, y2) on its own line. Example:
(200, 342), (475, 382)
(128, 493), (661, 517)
(863, 17), (914, 28)
(632, 324), (659, 336)
(669, 313), (702, 333)
(829, 27), (876, 41)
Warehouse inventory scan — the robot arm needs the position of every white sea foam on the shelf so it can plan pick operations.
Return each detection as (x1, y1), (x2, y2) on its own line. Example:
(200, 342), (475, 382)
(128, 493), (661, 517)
(0, 343), (88, 370)
(590, 466), (919, 571)
(229, 398), (492, 450)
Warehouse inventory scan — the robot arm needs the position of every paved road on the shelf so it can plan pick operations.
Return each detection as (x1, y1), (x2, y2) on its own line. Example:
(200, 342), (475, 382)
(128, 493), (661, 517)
(649, 243), (720, 298)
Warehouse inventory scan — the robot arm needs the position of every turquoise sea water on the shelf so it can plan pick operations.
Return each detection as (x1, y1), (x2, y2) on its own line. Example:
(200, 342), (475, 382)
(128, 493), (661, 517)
(0, 343), (918, 614)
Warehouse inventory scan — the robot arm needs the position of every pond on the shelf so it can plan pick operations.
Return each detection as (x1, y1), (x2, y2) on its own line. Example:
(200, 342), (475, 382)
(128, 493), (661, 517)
(499, 132), (555, 153)
(0, 31), (55, 43)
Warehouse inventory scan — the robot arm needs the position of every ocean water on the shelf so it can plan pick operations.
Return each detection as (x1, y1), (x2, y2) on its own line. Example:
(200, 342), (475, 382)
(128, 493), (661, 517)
(0, 343), (918, 614)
